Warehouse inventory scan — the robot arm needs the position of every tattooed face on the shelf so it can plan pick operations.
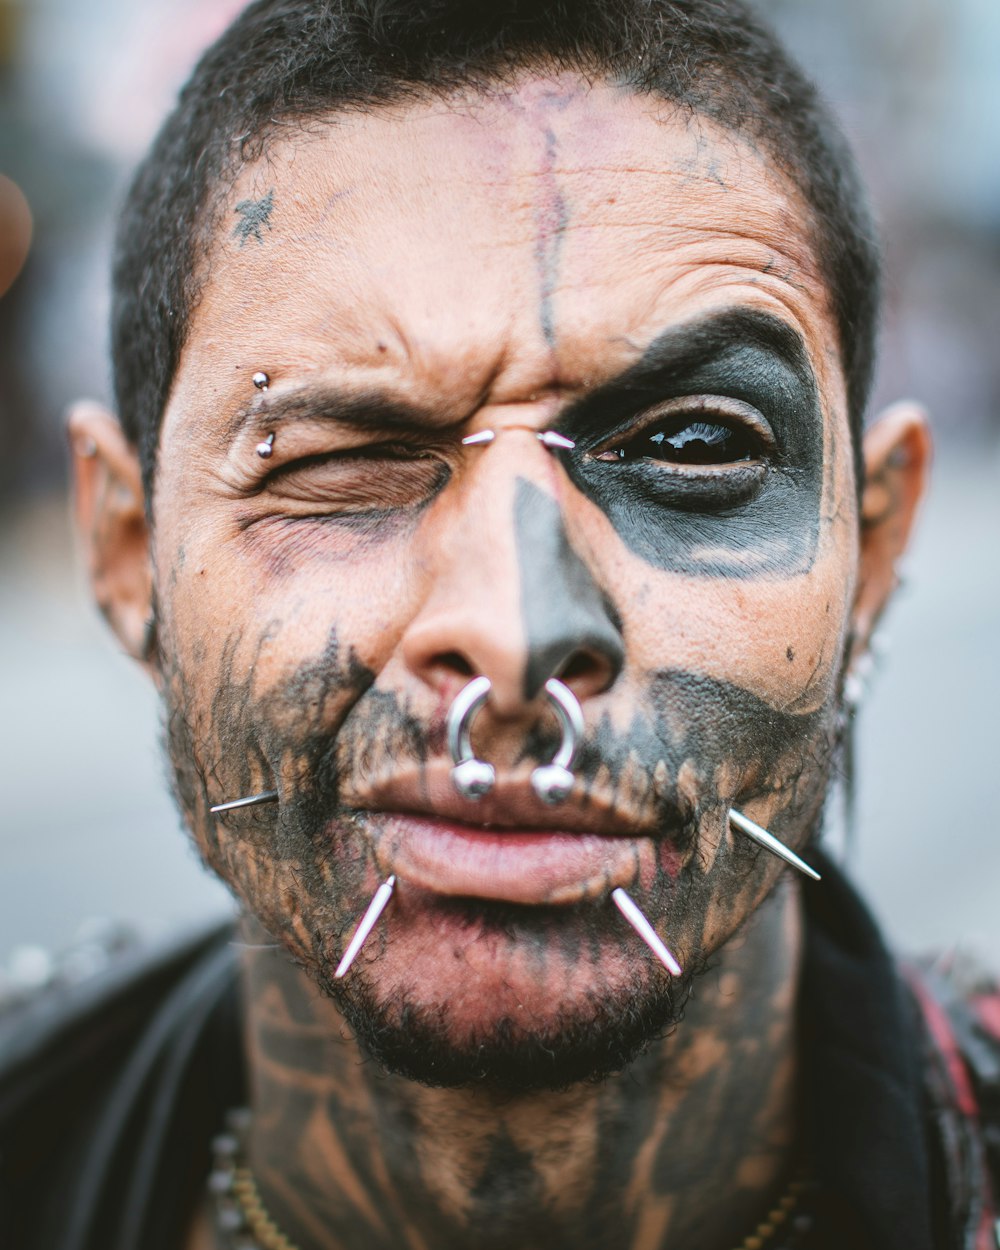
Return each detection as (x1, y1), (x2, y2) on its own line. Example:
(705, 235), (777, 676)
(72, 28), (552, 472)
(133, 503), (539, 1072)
(151, 76), (860, 1089)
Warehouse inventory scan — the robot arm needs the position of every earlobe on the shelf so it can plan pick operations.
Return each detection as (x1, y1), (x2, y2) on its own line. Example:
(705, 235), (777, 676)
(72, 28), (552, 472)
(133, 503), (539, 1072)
(67, 401), (156, 673)
(849, 401), (932, 667)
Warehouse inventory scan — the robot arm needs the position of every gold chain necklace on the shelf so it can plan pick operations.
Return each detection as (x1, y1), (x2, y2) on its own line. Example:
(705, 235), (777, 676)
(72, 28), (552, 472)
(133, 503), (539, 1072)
(210, 1110), (814, 1250)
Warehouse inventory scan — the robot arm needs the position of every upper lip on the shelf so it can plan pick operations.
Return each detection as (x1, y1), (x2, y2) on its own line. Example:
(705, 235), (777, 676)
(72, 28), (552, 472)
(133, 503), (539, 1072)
(343, 759), (687, 839)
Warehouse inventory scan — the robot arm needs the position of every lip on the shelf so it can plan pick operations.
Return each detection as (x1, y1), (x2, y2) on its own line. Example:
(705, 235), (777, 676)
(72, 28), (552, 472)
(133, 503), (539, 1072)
(365, 811), (654, 905)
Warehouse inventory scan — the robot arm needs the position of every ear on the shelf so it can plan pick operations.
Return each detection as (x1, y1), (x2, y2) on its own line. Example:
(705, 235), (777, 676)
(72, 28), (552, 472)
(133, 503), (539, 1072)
(849, 401), (932, 667)
(68, 401), (157, 676)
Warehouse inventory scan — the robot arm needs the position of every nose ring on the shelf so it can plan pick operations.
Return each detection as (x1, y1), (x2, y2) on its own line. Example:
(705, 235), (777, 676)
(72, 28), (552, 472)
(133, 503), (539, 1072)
(446, 676), (584, 805)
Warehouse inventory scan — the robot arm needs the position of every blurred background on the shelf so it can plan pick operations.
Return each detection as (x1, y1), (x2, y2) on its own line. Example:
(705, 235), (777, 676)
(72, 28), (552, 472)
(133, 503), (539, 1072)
(1, 0), (997, 980)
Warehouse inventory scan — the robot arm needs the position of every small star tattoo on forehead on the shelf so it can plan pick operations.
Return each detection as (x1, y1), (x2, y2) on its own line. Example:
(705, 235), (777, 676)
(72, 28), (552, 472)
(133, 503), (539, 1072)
(233, 188), (275, 246)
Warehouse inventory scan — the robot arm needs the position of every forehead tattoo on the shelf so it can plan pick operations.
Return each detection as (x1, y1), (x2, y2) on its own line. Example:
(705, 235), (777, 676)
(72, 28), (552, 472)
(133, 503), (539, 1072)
(233, 187), (276, 246)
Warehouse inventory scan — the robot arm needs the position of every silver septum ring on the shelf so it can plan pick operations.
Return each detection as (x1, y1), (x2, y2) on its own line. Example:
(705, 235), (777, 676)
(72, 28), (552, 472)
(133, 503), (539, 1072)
(446, 675), (584, 805)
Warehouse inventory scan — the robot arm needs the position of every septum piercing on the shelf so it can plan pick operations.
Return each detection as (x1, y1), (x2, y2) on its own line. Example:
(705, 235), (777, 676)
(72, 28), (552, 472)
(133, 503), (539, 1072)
(447, 675), (584, 804)
(334, 875), (396, 978)
(461, 428), (576, 451)
(728, 809), (821, 881)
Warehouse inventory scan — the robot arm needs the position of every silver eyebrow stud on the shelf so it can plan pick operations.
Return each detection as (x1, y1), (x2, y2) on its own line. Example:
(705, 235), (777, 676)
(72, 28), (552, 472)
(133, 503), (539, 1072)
(252, 371), (270, 391)
(256, 433), (275, 459)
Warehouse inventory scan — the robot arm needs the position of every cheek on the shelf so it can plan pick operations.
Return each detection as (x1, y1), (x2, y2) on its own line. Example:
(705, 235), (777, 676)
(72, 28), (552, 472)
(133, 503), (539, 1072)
(153, 510), (428, 693)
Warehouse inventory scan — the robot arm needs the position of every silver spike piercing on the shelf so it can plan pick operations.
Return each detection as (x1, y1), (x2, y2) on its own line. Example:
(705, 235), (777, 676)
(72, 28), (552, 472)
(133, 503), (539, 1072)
(210, 790), (278, 815)
(611, 888), (683, 976)
(256, 432), (275, 459)
(461, 430), (496, 446)
(252, 371), (269, 390)
(446, 676), (584, 804)
(334, 876), (396, 978)
(728, 809), (821, 881)
(536, 430), (576, 450)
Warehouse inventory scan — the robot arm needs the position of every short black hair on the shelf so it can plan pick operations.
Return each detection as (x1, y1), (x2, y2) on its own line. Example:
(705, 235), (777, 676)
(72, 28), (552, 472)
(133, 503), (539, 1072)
(112, 0), (879, 499)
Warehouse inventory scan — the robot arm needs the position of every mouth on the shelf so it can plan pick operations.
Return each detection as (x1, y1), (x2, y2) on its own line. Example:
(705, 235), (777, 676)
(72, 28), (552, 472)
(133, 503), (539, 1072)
(340, 765), (690, 906)
(365, 811), (657, 905)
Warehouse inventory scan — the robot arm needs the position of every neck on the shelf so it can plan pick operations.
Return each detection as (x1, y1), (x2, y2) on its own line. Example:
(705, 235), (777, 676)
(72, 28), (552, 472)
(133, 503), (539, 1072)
(237, 883), (802, 1250)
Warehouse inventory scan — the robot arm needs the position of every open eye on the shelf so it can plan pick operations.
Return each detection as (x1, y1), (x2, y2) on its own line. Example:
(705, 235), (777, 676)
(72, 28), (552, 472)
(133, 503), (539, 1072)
(590, 394), (774, 470)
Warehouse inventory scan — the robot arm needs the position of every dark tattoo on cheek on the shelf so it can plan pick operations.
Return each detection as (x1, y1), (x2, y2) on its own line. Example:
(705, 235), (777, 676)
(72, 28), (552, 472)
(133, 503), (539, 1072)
(233, 187), (275, 245)
(514, 477), (623, 700)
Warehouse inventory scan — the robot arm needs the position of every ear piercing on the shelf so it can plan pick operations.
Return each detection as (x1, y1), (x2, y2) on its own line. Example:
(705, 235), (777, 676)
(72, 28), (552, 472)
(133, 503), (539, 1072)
(728, 808), (821, 881)
(256, 432), (275, 459)
(460, 428), (576, 451)
(446, 675), (583, 804)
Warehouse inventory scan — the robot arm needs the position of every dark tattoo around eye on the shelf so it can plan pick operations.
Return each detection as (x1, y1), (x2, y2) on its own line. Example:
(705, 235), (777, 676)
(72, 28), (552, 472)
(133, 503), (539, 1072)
(559, 310), (824, 579)
(233, 187), (275, 246)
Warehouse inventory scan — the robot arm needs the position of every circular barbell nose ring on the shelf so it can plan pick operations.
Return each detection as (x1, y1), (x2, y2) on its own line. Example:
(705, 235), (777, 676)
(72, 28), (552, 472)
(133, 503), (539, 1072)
(445, 675), (584, 805)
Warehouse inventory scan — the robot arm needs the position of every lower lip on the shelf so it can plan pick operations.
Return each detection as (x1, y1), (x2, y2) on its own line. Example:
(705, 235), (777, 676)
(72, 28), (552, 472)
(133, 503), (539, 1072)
(370, 814), (651, 905)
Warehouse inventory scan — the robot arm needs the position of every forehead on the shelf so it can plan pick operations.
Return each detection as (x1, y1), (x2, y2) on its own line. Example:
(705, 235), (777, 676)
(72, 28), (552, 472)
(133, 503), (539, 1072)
(173, 73), (842, 426)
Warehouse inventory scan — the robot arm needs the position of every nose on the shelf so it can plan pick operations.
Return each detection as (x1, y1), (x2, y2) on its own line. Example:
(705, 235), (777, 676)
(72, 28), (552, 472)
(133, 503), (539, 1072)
(401, 452), (623, 719)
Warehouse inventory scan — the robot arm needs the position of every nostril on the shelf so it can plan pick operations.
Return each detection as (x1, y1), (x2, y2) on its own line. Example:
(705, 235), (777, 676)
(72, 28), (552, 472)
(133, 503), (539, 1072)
(437, 651), (476, 678)
(558, 653), (597, 684)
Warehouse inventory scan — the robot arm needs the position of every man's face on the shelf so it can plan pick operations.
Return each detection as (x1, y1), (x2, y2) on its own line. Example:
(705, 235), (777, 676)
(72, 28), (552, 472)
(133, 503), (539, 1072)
(152, 76), (858, 1086)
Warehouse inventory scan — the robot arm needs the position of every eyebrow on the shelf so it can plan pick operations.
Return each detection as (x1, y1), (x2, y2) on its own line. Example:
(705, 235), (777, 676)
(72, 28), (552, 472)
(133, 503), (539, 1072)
(228, 386), (453, 442)
(557, 307), (818, 439)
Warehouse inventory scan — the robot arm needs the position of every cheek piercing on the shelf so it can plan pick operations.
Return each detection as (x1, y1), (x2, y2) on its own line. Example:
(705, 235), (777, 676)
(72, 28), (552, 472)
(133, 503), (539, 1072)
(256, 432), (275, 459)
(252, 371), (269, 391)
(728, 808), (821, 881)
(334, 875), (396, 978)
(446, 675), (584, 804)
(210, 790), (278, 815)
(611, 887), (683, 976)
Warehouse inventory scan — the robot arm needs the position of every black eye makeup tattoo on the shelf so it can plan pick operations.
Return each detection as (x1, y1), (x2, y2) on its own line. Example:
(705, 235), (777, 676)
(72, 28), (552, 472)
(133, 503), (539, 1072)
(557, 309), (824, 579)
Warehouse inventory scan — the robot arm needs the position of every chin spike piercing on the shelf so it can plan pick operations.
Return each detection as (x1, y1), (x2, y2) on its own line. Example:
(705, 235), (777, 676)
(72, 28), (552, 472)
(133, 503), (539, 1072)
(210, 790), (279, 815)
(252, 371), (269, 391)
(334, 876), (396, 978)
(728, 809), (821, 881)
(611, 888), (683, 976)
(256, 432), (275, 459)
(446, 676), (585, 804)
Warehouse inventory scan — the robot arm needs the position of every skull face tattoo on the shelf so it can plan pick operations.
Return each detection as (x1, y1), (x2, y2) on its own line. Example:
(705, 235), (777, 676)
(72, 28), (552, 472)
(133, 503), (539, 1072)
(84, 79), (914, 1095)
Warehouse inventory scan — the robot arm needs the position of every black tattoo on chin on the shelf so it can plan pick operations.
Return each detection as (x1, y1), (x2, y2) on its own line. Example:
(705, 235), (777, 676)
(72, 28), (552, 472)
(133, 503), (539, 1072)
(233, 187), (275, 245)
(163, 608), (836, 1095)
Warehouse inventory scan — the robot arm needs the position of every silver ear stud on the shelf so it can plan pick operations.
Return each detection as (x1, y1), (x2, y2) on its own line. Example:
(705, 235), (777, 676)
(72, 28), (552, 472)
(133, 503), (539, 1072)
(334, 876), (396, 977)
(728, 809), (821, 881)
(611, 888), (682, 975)
(252, 371), (269, 391)
(256, 433), (275, 459)
(446, 676), (584, 804)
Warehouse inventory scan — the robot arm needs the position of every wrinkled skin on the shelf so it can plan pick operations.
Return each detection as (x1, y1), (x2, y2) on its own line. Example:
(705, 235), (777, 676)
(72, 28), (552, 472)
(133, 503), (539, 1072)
(72, 75), (929, 1250)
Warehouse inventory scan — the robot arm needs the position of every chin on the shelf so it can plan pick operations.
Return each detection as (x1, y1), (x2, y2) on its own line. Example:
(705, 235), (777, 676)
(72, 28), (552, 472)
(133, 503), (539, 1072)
(312, 898), (703, 1091)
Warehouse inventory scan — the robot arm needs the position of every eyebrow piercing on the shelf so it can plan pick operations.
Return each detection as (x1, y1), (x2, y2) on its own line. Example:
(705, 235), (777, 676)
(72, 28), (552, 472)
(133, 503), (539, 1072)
(252, 371), (270, 390)
(728, 808), (821, 881)
(334, 875), (396, 978)
(446, 675), (584, 804)
(256, 432), (275, 459)
(461, 430), (496, 446)
(611, 888), (683, 976)
(210, 790), (278, 814)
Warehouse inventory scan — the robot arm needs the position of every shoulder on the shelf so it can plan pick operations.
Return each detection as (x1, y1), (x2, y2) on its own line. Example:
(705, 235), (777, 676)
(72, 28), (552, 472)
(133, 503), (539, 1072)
(902, 955), (1000, 1250)
(0, 918), (239, 1250)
